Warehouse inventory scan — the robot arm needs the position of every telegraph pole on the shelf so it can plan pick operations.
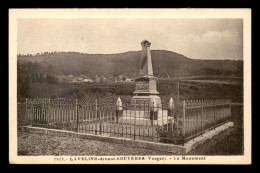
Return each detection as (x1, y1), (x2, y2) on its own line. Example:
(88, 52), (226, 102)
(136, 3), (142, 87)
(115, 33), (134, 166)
(107, 79), (108, 93)
(177, 81), (179, 104)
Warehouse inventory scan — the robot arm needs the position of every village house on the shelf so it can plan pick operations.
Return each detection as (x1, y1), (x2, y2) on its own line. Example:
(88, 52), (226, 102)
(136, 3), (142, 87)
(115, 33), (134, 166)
(83, 78), (94, 83)
(56, 75), (67, 82)
(95, 77), (101, 83)
(67, 75), (77, 83)
(76, 77), (84, 82)
(115, 75), (123, 82)
(125, 78), (133, 82)
(108, 76), (115, 82)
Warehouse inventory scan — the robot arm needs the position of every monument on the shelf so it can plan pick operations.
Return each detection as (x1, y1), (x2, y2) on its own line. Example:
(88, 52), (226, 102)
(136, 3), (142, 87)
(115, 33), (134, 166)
(119, 40), (171, 126)
(131, 40), (162, 107)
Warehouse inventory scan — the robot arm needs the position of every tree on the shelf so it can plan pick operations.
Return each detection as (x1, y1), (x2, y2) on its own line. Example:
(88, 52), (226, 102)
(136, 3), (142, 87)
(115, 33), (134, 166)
(39, 73), (45, 83)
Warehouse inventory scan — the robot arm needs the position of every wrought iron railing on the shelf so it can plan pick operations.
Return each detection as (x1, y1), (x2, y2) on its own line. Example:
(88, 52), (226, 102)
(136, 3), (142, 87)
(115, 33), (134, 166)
(25, 98), (232, 145)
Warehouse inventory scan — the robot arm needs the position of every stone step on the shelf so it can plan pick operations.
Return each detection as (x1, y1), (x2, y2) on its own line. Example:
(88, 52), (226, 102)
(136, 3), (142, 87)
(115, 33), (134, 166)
(119, 116), (174, 126)
(122, 109), (169, 119)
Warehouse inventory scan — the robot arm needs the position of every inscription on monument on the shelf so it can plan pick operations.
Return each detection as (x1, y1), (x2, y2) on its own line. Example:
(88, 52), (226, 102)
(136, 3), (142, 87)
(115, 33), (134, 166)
(136, 81), (149, 91)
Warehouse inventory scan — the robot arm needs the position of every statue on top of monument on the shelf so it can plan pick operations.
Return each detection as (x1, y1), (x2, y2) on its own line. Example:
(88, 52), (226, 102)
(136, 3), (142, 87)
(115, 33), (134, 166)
(141, 40), (151, 48)
(139, 40), (153, 76)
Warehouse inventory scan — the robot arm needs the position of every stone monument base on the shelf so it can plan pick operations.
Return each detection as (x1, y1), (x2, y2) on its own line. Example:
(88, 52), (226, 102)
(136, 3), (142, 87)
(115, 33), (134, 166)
(131, 95), (162, 119)
(131, 95), (162, 106)
(131, 75), (161, 107)
(118, 109), (173, 126)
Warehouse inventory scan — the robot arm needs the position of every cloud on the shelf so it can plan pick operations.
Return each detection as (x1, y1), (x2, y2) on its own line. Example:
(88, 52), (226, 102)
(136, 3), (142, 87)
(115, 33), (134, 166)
(167, 30), (243, 60)
(17, 18), (243, 60)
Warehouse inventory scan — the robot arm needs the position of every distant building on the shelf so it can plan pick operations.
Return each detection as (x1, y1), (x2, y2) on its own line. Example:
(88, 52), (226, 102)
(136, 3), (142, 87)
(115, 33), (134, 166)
(108, 76), (114, 82)
(71, 78), (77, 83)
(125, 79), (132, 82)
(115, 75), (123, 82)
(95, 77), (101, 83)
(76, 77), (84, 82)
(57, 75), (91, 83)
(57, 75), (67, 82)
(66, 75), (76, 83)
(83, 79), (94, 82)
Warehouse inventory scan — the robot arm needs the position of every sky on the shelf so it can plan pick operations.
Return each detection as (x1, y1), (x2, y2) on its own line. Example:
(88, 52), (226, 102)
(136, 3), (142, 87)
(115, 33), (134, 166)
(18, 18), (243, 60)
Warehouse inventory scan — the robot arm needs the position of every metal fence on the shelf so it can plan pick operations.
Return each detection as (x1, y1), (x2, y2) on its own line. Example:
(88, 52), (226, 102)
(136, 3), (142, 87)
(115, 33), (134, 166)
(25, 98), (231, 145)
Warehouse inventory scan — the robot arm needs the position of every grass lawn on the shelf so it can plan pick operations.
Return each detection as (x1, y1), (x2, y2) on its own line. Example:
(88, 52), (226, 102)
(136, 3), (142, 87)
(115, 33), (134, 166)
(187, 105), (243, 155)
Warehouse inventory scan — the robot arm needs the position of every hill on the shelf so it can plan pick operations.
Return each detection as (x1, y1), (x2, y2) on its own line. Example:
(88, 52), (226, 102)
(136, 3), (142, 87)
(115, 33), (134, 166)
(17, 50), (243, 79)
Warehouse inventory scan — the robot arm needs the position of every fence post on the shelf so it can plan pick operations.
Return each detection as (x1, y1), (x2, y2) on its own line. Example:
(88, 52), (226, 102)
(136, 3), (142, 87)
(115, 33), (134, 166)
(95, 99), (98, 135)
(229, 99), (232, 119)
(150, 99), (155, 127)
(214, 100), (216, 130)
(168, 97), (174, 135)
(48, 98), (51, 129)
(134, 99), (136, 140)
(176, 101), (179, 137)
(25, 98), (29, 125)
(116, 97), (122, 124)
(182, 100), (186, 144)
(168, 97), (173, 117)
(201, 101), (204, 136)
(99, 100), (102, 135)
(76, 99), (78, 132)
(222, 101), (225, 122)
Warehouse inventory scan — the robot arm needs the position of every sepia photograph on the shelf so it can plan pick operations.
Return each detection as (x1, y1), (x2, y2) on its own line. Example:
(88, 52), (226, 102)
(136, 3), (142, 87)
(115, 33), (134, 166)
(9, 9), (251, 164)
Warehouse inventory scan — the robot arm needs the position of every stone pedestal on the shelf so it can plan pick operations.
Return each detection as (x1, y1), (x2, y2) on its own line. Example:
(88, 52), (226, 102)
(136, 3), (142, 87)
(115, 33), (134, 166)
(131, 40), (162, 115)
(132, 76), (161, 107)
(119, 109), (173, 126)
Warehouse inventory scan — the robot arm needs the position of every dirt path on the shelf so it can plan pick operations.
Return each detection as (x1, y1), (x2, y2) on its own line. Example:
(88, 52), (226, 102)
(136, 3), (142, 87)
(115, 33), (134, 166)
(18, 131), (174, 156)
